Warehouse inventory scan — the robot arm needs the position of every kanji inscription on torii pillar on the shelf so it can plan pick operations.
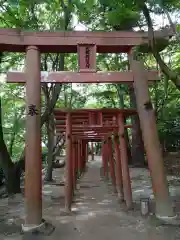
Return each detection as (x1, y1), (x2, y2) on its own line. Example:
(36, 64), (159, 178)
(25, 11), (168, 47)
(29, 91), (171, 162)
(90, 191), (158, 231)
(27, 104), (38, 116)
(77, 44), (96, 72)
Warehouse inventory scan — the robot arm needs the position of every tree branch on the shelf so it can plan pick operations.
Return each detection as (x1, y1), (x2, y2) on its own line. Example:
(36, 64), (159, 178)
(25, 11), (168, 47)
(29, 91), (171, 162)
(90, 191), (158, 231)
(142, 3), (180, 90)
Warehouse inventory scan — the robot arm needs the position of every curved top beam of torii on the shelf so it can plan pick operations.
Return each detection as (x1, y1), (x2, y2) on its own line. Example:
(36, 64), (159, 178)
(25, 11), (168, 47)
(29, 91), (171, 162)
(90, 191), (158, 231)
(0, 28), (173, 53)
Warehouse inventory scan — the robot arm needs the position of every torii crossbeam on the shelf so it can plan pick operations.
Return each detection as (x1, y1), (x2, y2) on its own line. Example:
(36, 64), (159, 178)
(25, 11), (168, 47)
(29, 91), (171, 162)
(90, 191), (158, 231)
(7, 70), (159, 83)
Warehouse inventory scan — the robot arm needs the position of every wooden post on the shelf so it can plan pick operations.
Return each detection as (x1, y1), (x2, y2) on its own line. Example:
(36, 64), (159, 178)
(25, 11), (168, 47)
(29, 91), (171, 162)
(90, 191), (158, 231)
(77, 140), (82, 177)
(24, 46), (42, 227)
(79, 140), (84, 174)
(102, 140), (109, 180)
(85, 141), (88, 162)
(129, 50), (175, 218)
(77, 44), (96, 72)
(89, 112), (95, 161)
(74, 141), (78, 189)
(91, 142), (94, 161)
(72, 138), (76, 193)
(65, 112), (73, 212)
(107, 137), (117, 193)
(75, 140), (80, 190)
(101, 142), (105, 176)
(114, 134), (124, 201)
(118, 114), (133, 209)
(82, 140), (86, 173)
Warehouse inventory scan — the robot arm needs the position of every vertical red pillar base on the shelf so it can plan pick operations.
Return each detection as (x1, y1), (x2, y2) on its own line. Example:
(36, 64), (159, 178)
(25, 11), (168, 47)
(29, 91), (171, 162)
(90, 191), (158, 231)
(129, 49), (175, 218)
(77, 140), (82, 178)
(114, 134), (124, 201)
(72, 139), (76, 194)
(102, 140), (109, 181)
(107, 137), (117, 194)
(22, 46), (55, 235)
(74, 141), (79, 192)
(65, 112), (73, 213)
(81, 140), (86, 175)
(25, 46), (42, 227)
(118, 114), (133, 209)
(91, 142), (94, 161)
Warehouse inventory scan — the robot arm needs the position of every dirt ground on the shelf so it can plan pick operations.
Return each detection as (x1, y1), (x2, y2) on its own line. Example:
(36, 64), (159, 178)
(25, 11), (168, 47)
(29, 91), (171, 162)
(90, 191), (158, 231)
(1, 156), (180, 239)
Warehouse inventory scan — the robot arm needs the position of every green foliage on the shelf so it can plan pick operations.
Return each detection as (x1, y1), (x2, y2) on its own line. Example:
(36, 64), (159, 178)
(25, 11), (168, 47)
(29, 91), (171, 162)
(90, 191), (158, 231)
(0, 82), (25, 160)
(56, 84), (87, 109)
(105, 7), (140, 30)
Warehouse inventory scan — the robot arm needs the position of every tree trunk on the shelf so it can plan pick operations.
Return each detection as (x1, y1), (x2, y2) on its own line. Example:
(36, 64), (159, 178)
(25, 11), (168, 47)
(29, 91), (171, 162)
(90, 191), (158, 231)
(129, 86), (145, 167)
(0, 97), (21, 194)
(124, 127), (132, 164)
(0, 143), (21, 194)
(45, 115), (54, 182)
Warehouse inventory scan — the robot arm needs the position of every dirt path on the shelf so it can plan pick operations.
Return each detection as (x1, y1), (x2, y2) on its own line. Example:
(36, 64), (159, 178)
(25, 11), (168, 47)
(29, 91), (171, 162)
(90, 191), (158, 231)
(49, 160), (180, 240)
(1, 157), (180, 239)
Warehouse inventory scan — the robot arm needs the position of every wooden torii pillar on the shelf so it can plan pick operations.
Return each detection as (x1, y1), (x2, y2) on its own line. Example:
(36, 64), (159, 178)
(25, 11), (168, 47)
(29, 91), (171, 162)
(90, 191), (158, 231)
(118, 113), (133, 209)
(65, 112), (73, 213)
(91, 142), (94, 161)
(107, 136), (117, 193)
(72, 137), (77, 192)
(102, 139), (109, 180)
(22, 46), (43, 232)
(129, 49), (175, 219)
(89, 112), (96, 161)
(114, 134), (124, 201)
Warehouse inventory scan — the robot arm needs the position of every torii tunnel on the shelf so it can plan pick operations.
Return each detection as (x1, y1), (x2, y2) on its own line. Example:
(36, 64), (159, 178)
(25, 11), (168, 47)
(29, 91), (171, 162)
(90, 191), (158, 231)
(54, 108), (136, 211)
(3, 27), (176, 232)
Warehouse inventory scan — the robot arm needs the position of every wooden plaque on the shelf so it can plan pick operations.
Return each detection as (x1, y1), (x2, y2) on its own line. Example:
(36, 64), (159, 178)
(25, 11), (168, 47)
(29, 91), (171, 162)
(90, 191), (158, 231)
(77, 44), (96, 72)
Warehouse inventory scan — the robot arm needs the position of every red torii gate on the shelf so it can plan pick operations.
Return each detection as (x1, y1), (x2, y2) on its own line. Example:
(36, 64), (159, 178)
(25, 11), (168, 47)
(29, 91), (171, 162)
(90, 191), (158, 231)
(4, 28), (175, 233)
(54, 108), (135, 211)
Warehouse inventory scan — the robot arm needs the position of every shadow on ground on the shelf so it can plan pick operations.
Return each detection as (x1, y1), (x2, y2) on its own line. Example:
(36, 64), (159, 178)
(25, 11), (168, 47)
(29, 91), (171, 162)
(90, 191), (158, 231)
(1, 156), (180, 239)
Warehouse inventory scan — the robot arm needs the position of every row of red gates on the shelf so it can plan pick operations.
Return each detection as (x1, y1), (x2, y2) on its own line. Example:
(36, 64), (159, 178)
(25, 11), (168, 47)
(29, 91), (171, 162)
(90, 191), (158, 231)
(2, 28), (175, 232)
